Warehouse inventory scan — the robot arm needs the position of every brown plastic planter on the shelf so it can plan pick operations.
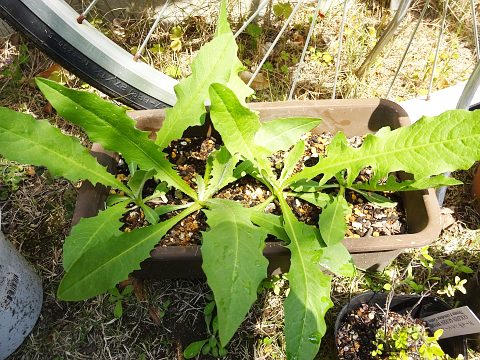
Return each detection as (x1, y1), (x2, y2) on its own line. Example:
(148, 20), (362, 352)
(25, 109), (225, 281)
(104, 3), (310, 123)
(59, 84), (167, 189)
(71, 99), (441, 278)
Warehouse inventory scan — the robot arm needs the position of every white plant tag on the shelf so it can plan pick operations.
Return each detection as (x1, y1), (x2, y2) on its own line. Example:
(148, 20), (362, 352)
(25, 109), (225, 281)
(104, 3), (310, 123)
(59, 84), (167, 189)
(422, 306), (480, 339)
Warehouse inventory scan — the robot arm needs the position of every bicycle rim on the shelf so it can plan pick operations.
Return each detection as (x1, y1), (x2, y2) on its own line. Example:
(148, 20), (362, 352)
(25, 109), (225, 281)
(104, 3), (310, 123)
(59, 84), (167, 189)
(0, 0), (178, 109)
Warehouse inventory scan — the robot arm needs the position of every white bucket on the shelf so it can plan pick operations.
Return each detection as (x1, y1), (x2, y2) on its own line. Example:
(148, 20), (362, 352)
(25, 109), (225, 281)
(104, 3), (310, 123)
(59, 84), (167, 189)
(0, 220), (43, 359)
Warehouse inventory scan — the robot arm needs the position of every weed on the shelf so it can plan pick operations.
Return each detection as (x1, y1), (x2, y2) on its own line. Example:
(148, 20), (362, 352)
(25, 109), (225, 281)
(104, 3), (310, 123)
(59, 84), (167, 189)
(0, 44), (30, 100)
(108, 284), (134, 318)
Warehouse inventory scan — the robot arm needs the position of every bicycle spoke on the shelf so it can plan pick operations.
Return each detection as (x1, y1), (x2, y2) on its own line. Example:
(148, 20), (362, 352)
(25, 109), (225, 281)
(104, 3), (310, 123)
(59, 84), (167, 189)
(386, 0), (431, 99)
(288, 0), (323, 100)
(427, 0), (449, 100)
(356, 0), (412, 79)
(234, 0), (271, 39)
(471, 0), (480, 61)
(247, 0), (305, 88)
(332, 0), (349, 99)
(134, 0), (171, 62)
(76, 0), (100, 24)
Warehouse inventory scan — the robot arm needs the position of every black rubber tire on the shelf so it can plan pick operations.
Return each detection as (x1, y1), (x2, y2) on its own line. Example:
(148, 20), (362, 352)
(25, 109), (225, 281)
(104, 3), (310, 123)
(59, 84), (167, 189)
(0, 0), (174, 110)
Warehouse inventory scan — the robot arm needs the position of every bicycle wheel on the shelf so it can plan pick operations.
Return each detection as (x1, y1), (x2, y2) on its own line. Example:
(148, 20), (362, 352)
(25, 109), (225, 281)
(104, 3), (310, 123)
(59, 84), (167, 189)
(0, 0), (178, 109)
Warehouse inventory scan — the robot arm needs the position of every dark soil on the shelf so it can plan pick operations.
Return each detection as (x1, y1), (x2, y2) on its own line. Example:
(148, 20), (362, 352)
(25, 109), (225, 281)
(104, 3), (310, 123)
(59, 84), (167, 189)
(112, 132), (407, 246)
(336, 303), (429, 360)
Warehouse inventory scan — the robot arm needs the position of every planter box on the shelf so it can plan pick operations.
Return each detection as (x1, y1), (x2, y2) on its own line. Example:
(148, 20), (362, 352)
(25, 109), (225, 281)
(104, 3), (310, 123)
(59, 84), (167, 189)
(334, 291), (468, 359)
(71, 99), (442, 278)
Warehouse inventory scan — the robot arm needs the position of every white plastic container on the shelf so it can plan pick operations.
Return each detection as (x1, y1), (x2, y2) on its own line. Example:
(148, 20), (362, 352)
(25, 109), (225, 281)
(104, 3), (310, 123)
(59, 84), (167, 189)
(0, 227), (43, 359)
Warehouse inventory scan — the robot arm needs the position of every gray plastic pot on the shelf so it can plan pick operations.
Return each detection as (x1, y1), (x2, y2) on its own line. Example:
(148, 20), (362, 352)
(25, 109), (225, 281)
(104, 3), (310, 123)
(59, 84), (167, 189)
(0, 226), (43, 359)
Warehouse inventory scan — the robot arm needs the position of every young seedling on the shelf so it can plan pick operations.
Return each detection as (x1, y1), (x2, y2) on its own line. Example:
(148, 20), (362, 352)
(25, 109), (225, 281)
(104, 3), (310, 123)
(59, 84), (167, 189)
(108, 284), (134, 318)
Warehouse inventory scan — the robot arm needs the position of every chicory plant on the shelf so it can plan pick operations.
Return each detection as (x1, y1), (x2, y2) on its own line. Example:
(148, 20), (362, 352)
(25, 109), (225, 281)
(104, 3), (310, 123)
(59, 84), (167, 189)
(0, 2), (479, 359)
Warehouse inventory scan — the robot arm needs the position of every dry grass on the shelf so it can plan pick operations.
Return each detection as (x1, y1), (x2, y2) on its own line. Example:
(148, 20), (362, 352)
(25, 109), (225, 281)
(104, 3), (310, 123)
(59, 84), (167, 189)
(1, 0), (480, 358)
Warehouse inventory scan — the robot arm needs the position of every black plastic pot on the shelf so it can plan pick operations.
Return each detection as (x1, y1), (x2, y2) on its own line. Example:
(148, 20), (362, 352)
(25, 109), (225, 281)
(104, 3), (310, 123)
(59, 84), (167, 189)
(334, 291), (468, 359)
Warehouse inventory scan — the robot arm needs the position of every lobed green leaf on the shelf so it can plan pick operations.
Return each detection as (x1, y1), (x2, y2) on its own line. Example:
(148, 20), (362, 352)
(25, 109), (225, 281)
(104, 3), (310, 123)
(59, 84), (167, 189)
(58, 203), (200, 301)
(350, 174), (462, 192)
(287, 110), (480, 188)
(250, 211), (289, 242)
(154, 32), (251, 150)
(0, 107), (128, 192)
(312, 242), (356, 277)
(36, 78), (196, 199)
(288, 192), (331, 208)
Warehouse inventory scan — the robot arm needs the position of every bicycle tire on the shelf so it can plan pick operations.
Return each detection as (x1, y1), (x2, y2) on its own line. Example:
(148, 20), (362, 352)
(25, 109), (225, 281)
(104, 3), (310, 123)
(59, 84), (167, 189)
(0, 0), (178, 110)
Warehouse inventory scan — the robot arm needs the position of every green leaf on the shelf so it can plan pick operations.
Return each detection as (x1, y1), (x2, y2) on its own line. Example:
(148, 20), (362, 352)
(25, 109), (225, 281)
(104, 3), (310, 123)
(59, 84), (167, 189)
(108, 287), (121, 297)
(106, 195), (131, 207)
(154, 203), (193, 216)
(204, 301), (216, 315)
(143, 182), (169, 202)
(196, 173), (206, 201)
(279, 196), (333, 360)
(139, 202), (160, 224)
(351, 188), (397, 208)
(279, 141), (304, 185)
(128, 168), (157, 201)
(201, 199), (269, 346)
(214, 0), (231, 38)
(250, 211), (289, 242)
(255, 117), (322, 154)
(201, 343), (211, 355)
(287, 110), (480, 188)
(444, 260), (455, 267)
(351, 174), (461, 192)
(154, 32), (250, 149)
(289, 179), (338, 192)
(209, 83), (273, 180)
(318, 193), (351, 247)
(122, 284), (134, 295)
(184, 340), (209, 358)
(312, 242), (355, 277)
(128, 162), (138, 177)
(63, 200), (129, 271)
(246, 23), (263, 37)
(204, 146), (240, 199)
(114, 300), (123, 318)
(459, 266), (473, 273)
(0, 107), (129, 193)
(35, 78), (195, 199)
(209, 83), (261, 161)
(288, 192), (331, 208)
(58, 203), (201, 300)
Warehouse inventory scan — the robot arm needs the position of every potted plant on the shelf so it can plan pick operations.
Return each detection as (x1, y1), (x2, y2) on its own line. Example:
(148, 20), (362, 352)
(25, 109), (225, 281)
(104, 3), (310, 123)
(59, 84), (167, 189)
(335, 291), (467, 359)
(1, 2), (480, 359)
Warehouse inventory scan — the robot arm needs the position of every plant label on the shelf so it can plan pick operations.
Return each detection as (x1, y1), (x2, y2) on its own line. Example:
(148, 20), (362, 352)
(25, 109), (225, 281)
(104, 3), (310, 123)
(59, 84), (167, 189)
(422, 306), (480, 339)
